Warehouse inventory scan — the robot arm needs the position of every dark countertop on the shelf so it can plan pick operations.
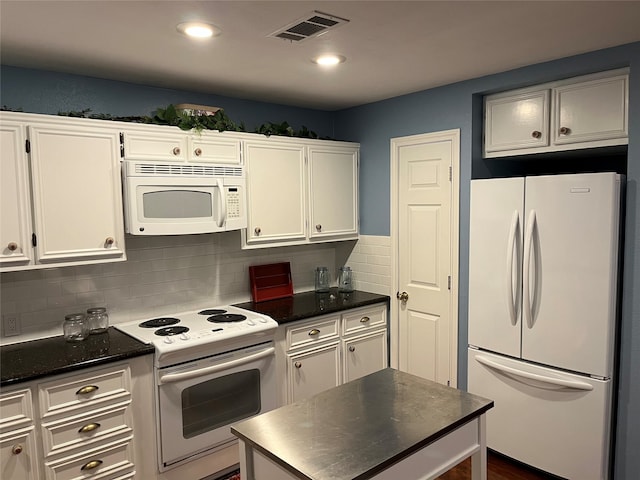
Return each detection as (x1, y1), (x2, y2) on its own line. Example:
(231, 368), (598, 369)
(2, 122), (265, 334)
(234, 288), (390, 325)
(0, 327), (154, 387)
(231, 368), (494, 480)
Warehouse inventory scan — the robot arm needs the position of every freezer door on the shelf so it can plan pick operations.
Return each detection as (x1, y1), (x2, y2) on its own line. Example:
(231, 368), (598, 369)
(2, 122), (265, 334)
(469, 177), (524, 357)
(467, 348), (612, 480)
(522, 173), (621, 377)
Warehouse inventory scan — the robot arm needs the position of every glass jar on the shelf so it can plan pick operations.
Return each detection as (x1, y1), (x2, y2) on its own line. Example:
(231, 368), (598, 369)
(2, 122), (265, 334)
(338, 266), (353, 292)
(63, 313), (88, 342)
(86, 307), (109, 334)
(315, 266), (330, 293)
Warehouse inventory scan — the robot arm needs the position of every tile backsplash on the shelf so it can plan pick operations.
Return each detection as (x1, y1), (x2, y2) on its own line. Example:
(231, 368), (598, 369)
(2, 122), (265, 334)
(0, 233), (392, 344)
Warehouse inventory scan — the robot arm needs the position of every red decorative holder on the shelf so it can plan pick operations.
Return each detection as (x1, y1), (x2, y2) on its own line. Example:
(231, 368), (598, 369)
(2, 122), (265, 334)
(249, 262), (293, 302)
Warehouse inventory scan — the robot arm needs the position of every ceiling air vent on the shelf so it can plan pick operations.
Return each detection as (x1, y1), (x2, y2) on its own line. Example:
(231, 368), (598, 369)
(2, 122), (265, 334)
(269, 11), (349, 42)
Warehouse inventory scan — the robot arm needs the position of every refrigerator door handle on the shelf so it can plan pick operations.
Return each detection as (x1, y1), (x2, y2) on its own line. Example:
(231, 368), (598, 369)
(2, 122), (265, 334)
(506, 210), (520, 326)
(523, 210), (537, 329)
(475, 355), (594, 391)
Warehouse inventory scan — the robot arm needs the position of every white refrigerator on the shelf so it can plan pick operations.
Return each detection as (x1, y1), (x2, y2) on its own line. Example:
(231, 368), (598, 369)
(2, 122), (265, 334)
(467, 172), (623, 479)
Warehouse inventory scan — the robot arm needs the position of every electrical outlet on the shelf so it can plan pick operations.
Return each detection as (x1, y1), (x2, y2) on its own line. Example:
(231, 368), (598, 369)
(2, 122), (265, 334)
(2, 314), (21, 337)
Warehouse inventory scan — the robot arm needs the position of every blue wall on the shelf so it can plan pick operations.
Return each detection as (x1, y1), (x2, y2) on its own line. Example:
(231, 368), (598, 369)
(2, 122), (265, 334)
(1, 41), (639, 478)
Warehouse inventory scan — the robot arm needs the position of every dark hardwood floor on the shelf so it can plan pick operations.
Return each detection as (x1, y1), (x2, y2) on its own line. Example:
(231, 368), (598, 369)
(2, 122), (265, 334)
(437, 451), (559, 480)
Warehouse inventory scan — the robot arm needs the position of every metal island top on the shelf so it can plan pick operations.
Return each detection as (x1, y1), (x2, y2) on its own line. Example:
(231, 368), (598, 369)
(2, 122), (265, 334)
(231, 368), (494, 480)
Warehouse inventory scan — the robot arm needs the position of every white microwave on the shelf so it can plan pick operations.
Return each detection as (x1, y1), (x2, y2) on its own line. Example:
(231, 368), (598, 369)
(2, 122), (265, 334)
(123, 161), (246, 235)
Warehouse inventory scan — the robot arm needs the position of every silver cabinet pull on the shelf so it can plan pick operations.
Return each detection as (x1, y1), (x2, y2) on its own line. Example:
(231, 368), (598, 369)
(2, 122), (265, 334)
(308, 329), (320, 336)
(81, 460), (103, 471)
(348, 345), (356, 352)
(294, 361), (302, 368)
(360, 316), (370, 323)
(76, 385), (99, 395)
(78, 422), (101, 433)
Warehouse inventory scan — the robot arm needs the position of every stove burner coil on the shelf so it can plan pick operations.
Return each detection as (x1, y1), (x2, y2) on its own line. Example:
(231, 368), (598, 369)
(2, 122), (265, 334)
(198, 309), (227, 316)
(139, 317), (180, 328)
(154, 326), (189, 336)
(207, 314), (247, 323)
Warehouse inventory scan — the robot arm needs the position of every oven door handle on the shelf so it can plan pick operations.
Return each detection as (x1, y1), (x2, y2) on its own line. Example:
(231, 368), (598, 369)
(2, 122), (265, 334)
(158, 347), (275, 384)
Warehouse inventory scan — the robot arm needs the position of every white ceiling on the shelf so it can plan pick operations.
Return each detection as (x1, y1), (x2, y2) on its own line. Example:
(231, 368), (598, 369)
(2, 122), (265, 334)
(1, 1), (639, 111)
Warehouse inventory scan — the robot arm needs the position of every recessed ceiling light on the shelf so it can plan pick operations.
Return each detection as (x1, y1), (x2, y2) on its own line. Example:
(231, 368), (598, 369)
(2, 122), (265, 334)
(177, 22), (220, 39)
(313, 54), (346, 66)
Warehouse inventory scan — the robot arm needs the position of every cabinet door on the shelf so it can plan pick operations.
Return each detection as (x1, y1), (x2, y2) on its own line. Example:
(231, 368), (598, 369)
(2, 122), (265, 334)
(308, 145), (358, 240)
(0, 123), (33, 268)
(552, 74), (628, 145)
(244, 141), (306, 247)
(287, 343), (340, 403)
(28, 125), (125, 264)
(343, 329), (388, 383)
(0, 427), (39, 480)
(189, 135), (241, 164)
(122, 130), (187, 162)
(484, 89), (549, 154)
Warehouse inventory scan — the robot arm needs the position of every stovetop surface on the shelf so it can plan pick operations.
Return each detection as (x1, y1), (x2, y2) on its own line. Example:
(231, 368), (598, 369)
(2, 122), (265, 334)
(114, 305), (278, 365)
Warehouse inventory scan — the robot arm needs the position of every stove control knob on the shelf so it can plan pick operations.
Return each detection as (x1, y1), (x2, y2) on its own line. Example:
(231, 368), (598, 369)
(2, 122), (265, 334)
(180, 333), (189, 341)
(259, 318), (268, 323)
(164, 337), (174, 344)
(247, 320), (255, 326)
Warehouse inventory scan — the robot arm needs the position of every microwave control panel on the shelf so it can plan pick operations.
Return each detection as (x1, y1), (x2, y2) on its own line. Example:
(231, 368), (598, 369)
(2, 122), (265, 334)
(227, 188), (241, 218)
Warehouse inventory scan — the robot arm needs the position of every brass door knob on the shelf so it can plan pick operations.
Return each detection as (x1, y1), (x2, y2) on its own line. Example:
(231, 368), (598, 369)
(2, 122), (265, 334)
(397, 291), (409, 302)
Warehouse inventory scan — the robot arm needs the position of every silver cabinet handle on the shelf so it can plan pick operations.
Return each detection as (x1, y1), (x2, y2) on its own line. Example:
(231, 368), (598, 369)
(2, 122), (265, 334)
(294, 361), (302, 368)
(308, 329), (320, 336)
(81, 460), (103, 471)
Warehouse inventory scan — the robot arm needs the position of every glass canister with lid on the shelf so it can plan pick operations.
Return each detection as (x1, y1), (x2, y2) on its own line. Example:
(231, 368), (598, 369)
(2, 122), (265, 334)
(86, 307), (109, 334)
(63, 313), (89, 342)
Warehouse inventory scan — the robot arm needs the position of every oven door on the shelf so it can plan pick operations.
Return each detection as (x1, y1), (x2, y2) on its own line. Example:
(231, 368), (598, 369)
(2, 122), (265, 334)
(156, 342), (276, 470)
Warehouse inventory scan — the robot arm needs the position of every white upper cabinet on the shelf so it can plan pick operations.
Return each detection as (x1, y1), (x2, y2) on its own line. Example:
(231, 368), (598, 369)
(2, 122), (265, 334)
(0, 112), (126, 272)
(121, 126), (241, 164)
(308, 144), (358, 241)
(0, 122), (34, 268)
(244, 139), (306, 247)
(484, 69), (628, 158)
(242, 137), (359, 249)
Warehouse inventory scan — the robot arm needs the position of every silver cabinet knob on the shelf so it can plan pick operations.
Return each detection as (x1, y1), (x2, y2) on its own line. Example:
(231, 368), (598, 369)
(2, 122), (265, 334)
(559, 127), (571, 135)
(315, 224), (322, 231)
(104, 237), (114, 247)
(7, 242), (18, 251)
(172, 146), (181, 155)
(12, 444), (23, 455)
(531, 130), (542, 139)
(194, 148), (202, 156)
(348, 345), (356, 352)
(397, 291), (409, 302)
(254, 227), (261, 235)
(294, 361), (302, 368)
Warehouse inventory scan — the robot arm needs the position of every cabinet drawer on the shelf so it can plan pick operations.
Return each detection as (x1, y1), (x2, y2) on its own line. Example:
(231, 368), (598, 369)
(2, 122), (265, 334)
(190, 137), (241, 164)
(39, 366), (131, 418)
(0, 388), (33, 431)
(41, 401), (131, 457)
(286, 316), (339, 350)
(342, 304), (387, 335)
(122, 131), (187, 162)
(44, 436), (133, 480)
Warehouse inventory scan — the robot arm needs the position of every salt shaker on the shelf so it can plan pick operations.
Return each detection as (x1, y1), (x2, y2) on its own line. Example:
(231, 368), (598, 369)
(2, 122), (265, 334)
(63, 313), (89, 342)
(86, 307), (109, 334)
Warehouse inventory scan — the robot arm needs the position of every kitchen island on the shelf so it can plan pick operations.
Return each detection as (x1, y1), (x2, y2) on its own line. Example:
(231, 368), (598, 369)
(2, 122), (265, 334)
(231, 368), (494, 480)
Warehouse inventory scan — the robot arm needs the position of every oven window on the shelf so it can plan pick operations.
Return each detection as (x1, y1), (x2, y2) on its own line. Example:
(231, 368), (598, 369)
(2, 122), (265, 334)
(143, 190), (213, 218)
(181, 369), (261, 439)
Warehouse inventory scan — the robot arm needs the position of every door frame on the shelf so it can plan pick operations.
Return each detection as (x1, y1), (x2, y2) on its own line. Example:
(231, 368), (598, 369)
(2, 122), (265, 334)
(389, 129), (460, 387)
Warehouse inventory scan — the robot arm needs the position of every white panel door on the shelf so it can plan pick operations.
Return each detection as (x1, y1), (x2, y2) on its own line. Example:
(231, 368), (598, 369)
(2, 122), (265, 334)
(28, 125), (125, 263)
(0, 123), (33, 268)
(468, 177), (524, 358)
(244, 141), (306, 246)
(308, 145), (358, 240)
(397, 137), (452, 385)
(522, 173), (621, 377)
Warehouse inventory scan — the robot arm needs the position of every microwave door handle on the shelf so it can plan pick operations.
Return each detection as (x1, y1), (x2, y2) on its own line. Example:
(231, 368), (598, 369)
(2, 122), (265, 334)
(216, 178), (227, 228)
(158, 347), (275, 384)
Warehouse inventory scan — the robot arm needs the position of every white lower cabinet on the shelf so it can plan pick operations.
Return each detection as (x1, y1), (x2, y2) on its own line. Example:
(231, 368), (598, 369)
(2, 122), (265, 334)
(277, 303), (388, 405)
(0, 358), (153, 480)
